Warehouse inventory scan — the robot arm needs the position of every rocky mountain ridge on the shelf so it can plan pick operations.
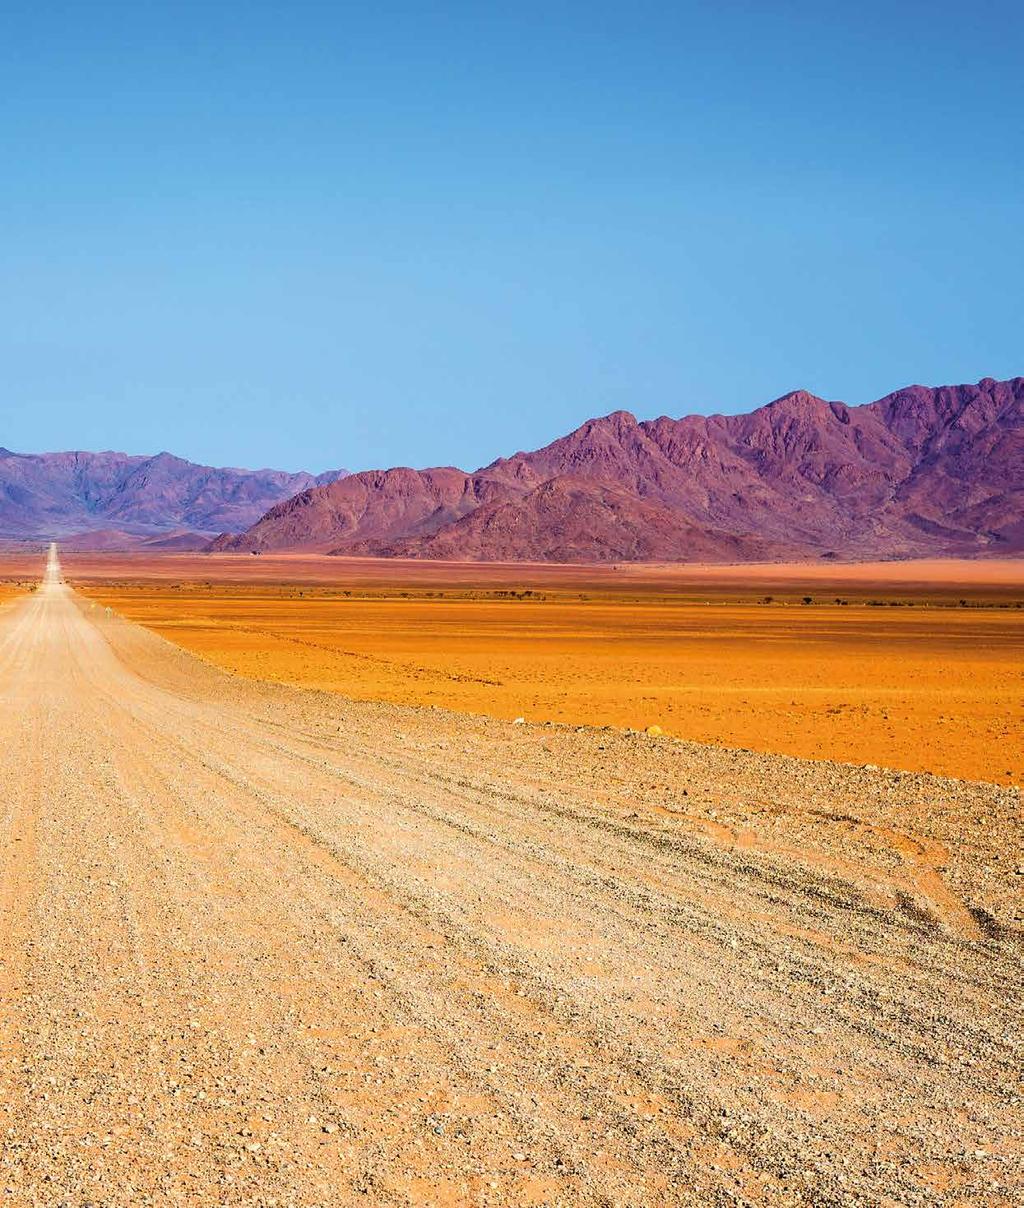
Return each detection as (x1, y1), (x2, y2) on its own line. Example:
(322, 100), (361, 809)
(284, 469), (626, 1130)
(0, 449), (346, 540)
(213, 376), (1023, 562)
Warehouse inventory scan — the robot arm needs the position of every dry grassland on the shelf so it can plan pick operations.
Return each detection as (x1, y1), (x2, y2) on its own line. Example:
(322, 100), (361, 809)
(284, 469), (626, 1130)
(67, 554), (1024, 785)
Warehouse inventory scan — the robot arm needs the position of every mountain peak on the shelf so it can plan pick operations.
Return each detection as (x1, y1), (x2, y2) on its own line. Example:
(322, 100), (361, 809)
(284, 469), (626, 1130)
(763, 389), (829, 411)
(580, 409), (640, 434)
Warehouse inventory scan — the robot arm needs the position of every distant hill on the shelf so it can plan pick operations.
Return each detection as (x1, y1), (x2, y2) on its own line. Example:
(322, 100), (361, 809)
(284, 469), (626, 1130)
(58, 528), (213, 552)
(212, 376), (1024, 562)
(0, 449), (346, 540)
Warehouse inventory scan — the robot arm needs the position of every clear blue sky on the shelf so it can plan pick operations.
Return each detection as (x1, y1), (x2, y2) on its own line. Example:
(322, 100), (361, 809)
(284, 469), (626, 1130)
(1, 1), (1021, 473)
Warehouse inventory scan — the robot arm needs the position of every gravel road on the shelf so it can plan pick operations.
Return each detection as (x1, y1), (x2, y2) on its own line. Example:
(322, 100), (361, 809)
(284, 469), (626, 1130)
(0, 549), (1020, 1206)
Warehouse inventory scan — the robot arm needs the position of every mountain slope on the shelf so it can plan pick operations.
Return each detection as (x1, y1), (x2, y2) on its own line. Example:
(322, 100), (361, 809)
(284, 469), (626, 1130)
(0, 449), (346, 539)
(376, 474), (787, 563)
(209, 467), (521, 554)
(217, 375), (1024, 563)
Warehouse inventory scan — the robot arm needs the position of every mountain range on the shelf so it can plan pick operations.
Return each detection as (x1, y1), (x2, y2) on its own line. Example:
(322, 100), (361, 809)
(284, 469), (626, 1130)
(3, 375), (1019, 561)
(0, 450), (346, 543)
(211, 376), (1024, 562)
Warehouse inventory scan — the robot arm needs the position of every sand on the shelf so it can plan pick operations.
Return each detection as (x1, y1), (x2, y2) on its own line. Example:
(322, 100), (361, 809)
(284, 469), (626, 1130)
(1, 549), (1021, 1205)
(61, 552), (1024, 785)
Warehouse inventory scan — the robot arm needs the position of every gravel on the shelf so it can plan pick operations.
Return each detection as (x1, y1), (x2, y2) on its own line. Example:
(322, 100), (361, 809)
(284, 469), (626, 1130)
(0, 553), (1019, 1205)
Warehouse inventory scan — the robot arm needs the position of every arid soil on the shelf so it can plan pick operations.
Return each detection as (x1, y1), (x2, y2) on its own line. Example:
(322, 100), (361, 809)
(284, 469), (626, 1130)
(69, 555), (1024, 785)
(55, 551), (1024, 597)
(0, 549), (1021, 1205)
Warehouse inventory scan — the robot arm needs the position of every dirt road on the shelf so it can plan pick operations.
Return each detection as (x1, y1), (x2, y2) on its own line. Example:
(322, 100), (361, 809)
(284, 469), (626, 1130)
(0, 549), (1020, 1206)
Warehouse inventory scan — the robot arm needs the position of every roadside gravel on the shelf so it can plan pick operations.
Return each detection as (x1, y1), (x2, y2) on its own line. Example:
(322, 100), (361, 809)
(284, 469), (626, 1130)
(0, 557), (1020, 1205)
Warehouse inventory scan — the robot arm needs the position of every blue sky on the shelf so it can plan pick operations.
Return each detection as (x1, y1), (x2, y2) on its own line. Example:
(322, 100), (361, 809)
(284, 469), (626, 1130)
(1, 1), (1021, 473)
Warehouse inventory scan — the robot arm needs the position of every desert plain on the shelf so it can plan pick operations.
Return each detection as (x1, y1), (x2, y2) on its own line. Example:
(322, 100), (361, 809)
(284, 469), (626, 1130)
(0, 548), (1020, 1206)
(65, 552), (1024, 785)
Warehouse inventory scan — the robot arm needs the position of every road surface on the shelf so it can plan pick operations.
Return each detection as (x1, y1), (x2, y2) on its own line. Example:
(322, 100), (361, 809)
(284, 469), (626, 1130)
(0, 547), (1020, 1205)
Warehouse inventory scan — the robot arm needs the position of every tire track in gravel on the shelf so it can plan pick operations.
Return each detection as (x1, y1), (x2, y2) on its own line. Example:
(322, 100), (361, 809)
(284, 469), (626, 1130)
(0, 549), (1019, 1207)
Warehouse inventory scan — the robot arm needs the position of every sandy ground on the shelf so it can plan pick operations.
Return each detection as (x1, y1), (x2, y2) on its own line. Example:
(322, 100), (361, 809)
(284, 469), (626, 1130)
(56, 551), (1024, 599)
(73, 563), (1024, 785)
(0, 549), (1020, 1205)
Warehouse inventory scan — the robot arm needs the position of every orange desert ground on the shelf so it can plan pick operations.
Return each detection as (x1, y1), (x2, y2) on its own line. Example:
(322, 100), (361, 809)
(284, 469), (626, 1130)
(65, 552), (1024, 785)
